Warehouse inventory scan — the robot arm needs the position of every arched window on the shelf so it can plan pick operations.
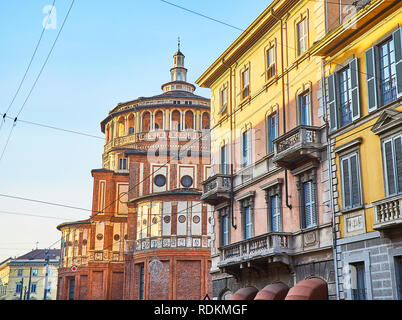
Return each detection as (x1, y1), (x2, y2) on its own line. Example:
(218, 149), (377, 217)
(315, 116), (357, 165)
(142, 112), (151, 132)
(185, 110), (194, 130)
(128, 114), (135, 135)
(118, 117), (125, 137)
(171, 110), (181, 131)
(154, 110), (164, 130)
(202, 112), (210, 130)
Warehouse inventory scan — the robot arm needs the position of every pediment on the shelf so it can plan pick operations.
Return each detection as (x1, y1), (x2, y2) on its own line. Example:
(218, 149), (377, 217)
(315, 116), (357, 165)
(371, 109), (402, 135)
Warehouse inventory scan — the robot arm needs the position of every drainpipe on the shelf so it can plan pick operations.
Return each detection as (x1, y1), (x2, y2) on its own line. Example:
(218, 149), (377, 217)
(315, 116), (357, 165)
(272, 9), (292, 210)
(321, 59), (340, 299)
(222, 58), (237, 230)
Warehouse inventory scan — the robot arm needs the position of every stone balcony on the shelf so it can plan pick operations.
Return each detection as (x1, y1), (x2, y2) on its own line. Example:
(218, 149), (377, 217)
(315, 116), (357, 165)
(200, 174), (232, 206)
(218, 232), (293, 269)
(373, 194), (402, 231)
(272, 125), (322, 170)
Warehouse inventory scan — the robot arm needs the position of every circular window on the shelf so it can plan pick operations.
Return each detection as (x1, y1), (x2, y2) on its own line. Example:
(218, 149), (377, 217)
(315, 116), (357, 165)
(163, 215), (171, 224)
(96, 234), (103, 240)
(180, 175), (193, 188)
(154, 174), (166, 187)
(178, 215), (186, 223)
(152, 217), (158, 224)
(193, 215), (200, 224)
(124, 234), (128, 240)
(114, 234), (120, 241)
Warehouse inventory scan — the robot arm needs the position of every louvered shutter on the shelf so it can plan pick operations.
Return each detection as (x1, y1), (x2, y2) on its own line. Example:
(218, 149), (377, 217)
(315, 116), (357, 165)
(247, 130), (252, 166)
(393, 27), (402, 98)
(327, 73), (338, 131)
(384, 139), (396, 195)
(303, 182), (315, 228)
(394, 136), (402, 193)
(271, 196), (280, 232)
(365, 47), (378, 111)
(342, 158), (351, 209)
(311, 182), (317, 226)
(349, 58), (360, 120)
(350, 154), (361, 207)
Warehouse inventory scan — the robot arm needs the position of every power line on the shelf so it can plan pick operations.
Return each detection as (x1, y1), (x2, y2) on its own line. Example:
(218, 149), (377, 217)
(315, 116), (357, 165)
(159, 0), (244, 32)
(0, 113), (104, 140)
(0, 0), (57, 132)
(0, 0), (76, 164)
(0, 210), (77, 221)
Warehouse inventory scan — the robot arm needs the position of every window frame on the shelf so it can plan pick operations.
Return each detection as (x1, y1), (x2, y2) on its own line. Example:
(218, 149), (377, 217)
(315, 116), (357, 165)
(298, 90), (312, 126)
(265, 45), (276, 80)
(267, 112), (277, 154)
(340, 152), (363, 210)
(241, 67), (250, 100)
(377, 37), (397, 107)
(382, 132), (402, 197)
(297, 18), (308, 56)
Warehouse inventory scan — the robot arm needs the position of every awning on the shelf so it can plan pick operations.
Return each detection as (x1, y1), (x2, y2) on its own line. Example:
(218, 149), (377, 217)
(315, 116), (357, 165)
(284, 278), (328, 300)
(229, 287), (259, 300)
(254, 283), (289, 300)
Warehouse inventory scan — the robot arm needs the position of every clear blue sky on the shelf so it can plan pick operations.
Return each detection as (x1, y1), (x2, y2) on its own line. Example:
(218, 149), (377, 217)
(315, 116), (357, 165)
(0, 0), (271, 261)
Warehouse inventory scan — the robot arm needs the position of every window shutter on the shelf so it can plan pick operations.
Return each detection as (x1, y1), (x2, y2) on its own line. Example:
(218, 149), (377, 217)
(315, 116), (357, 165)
(303, 182), (314, 228)
(271, 196), (280, 232)
(350, 154), (361, 207)
(394, 136), (402, 193)
(327, 73), (338, 131)
(384, 139), (396, 195)
(342, 158), (351, 209)
(393, 27), (402, 98)
(349, 58), (360, 121)
(365, 47), (378, 112)
(247, 130), (252, 165)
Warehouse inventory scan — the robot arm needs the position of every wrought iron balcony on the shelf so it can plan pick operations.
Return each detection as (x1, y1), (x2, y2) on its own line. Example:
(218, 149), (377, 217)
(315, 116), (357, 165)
(373, 194), (402, 230)
(217, 232), (292, 269)
(272, 125), (322, 170)
(201, 174), (231, 206)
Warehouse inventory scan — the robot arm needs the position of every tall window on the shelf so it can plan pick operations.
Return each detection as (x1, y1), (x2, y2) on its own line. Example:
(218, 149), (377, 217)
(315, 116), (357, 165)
(30, 283), (37, 294)
(68, 278), (75, 300)
(378, 38), (397, 106)
(302, 181), (317, 228)
(340, 153), (362, 210)
(270, 195), (281, 232)
(351, 262), (367, 300)
(338, 67), (353, 127)
(299, 92), (311, 125)
(16, 282), (22, 294)
(220, 208), (230, 247)
(266, 46), (276, 79)
(119, 158), (127, 170)
(297, 19), (308, 56)
(220, 144), (228, 174)
(382, 133), (402, 196)
(220, 86), (228, 114)
(139, 265), (144, 300)
(267, 113), (277, 154)
(241, 68), (250, 100)
(243, 205), (253, 239)
(242, 129), (251, 167)
(17, 269), (23, 277)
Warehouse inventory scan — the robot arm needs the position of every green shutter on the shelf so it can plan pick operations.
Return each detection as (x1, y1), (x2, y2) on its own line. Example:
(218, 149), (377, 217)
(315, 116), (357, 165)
(393, 27), (402, 98)
(342, 158), (351, 209)
(350, 154), (361, 207)
(365, 47), (378, 112)
(384, 139), (396, 196)
(327, 73), (338, 131)
(394, 136), (402, 194)
(349, 58), (360, 121)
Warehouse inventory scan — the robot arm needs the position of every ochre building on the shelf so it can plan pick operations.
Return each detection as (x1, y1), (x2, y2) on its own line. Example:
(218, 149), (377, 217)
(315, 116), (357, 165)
(57, 46), (212, 300)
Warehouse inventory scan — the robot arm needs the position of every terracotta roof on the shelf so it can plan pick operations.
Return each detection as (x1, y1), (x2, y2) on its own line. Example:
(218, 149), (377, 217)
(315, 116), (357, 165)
(13, 249), (60, 261)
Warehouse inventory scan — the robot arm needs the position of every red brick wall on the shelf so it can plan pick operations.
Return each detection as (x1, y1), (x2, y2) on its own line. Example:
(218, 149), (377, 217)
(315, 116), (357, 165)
(110, 272), (124, 300)
(92, 271), (104, 300)
(176, 260), (201, 300)
(79, 275), (88, 300)
(149, 260), (170, 300)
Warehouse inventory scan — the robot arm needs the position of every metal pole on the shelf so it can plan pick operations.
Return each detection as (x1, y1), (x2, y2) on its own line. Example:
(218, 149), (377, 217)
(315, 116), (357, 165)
(27, 267), (32, 300)
(43, 250), (50, 300)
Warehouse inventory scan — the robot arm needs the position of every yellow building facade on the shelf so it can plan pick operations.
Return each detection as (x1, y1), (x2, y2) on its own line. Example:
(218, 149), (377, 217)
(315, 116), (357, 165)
(0, 258), (11, 300)
(4, 249), (59, 300)
(313, 0), (402, 299)
(198, 0), (335, 299)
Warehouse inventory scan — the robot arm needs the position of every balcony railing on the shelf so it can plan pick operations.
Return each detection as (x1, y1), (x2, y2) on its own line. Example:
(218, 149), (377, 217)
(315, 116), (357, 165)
(272, 125), (322, 170)
(373, 194), (402, 230)
(218, 232), (292, 268)
(201, 174), (231, 206)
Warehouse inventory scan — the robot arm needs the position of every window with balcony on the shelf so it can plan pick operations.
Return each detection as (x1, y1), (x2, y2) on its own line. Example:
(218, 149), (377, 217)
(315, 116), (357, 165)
(266, 46), (276, 80)
(298, 91), (311, 126)
(365, 27), (402, 112)
(241, 129), (251, 167)
(267, 113), (277, 154)
(327, 58), (360, 131)
(382, 133), (402, 197)
(270, 195), (281, 232)
(302, 181), (317, 228)
(241, 197), (254, 240)
(379, 38), (397, 106)
(297, 18), (308, 56)
(219, 207), (230, 247)
(220, 144), (228, 174)
(241, 67), (250, 100)
(340, 153), (362, 210)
